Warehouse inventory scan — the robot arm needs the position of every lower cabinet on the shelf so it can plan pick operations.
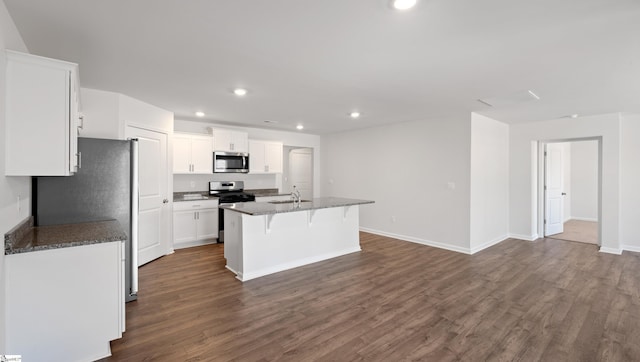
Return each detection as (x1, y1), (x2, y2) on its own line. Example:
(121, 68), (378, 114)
(173, 199), (219, 249)
(5, 241), (124, 362)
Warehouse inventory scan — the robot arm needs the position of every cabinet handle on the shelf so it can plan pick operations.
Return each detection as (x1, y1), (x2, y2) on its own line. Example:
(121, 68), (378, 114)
(230, 143), (234, 151)
(265, 165), (268, 172)
(77, 152), (82, 169)
(78, 113), (84, 129)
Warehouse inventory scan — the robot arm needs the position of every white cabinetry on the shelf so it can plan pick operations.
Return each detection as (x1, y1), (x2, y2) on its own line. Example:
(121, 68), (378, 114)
(173, 133), (213, 174)
(173, 199), (219, 248)
(212, 128), (248, 152)
(5, 50), (81, 176)
(6, 242), (124, 361)
(249, 140), (283, 173)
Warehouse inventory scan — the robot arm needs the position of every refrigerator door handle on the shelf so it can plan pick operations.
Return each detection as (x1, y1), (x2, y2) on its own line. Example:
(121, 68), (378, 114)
(130, 139), (139, 297)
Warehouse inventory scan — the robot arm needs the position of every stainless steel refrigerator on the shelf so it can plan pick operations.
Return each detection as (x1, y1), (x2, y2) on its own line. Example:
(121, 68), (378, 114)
(34, 137), (139, 302)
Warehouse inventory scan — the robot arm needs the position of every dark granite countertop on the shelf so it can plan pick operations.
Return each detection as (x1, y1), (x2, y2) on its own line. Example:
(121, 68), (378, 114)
(5, 217), (127, 255)
(220, 197), (374, 216)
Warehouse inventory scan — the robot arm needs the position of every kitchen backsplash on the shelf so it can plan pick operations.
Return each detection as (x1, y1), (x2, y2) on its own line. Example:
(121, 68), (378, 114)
(173, 173), (281, 192)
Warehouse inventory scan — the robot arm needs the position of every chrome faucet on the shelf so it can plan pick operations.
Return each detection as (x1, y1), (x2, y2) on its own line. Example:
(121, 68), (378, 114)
(291, 186), (301, 206)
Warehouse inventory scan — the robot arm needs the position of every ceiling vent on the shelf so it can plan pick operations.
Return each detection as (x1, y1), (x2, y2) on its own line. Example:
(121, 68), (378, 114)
(477, 90), (540, 107)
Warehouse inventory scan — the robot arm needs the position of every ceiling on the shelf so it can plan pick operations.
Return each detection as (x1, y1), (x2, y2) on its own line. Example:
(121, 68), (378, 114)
(4, 0), (640, 134)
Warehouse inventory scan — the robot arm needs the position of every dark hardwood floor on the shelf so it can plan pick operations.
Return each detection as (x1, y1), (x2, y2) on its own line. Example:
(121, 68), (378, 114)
(100, 232), (640, 361)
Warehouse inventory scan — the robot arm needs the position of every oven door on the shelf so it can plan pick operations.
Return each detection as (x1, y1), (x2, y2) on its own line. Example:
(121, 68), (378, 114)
(214, 152), (249, 173)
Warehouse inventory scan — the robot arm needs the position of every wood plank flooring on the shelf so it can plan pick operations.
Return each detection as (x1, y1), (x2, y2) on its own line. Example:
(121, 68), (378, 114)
(100, 232), (640, 361)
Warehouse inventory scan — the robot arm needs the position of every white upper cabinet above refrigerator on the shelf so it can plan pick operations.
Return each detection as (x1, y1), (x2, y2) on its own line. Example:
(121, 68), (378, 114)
(5, 50), (81, 176)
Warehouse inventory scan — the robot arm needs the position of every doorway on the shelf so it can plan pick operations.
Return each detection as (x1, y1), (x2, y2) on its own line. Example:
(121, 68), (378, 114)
(282, 147), (313, 200)
(540, 138), (601, 245)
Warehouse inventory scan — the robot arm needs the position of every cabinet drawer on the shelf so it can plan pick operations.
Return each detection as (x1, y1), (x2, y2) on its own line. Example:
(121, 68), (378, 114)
(173, 199), (219, 211)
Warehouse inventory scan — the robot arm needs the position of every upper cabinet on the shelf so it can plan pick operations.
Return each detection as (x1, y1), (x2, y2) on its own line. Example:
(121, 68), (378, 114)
(212, 128), (248, 153)
(173, 133), (213, 174)
(5, 50), (81, 176)
(249, 140), (283, 174)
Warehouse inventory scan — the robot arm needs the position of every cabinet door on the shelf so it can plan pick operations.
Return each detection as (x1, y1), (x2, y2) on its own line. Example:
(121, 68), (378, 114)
(173, 210), (198, 244)
(5, 52), (78, 176)
(190, 135), (213, 173)
(231, 131), (249, 153)
(249, 140), (266, 173)
(212, 129), (233, 151)
(173, 134), (192, 173)
(265, 142), (283, 173)
(196, 208), (219, 240)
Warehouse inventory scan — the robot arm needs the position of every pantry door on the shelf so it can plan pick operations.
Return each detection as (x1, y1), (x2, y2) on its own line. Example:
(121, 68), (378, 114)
(126, 125), (171, 266)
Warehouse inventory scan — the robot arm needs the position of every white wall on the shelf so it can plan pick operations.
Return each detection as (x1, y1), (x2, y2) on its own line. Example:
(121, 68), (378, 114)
(570, 140), (598, 221)
(620, 113), (640, 251)
(173, 120), (322, 194)
(321, 115), (472, 253)
(0, 0), (29, 351)
(509, 113), (620, 253)
(469, 113), (509, 253)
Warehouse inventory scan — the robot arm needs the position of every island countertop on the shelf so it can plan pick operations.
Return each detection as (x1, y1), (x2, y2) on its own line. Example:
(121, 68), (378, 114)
(219, 197), (374, 216)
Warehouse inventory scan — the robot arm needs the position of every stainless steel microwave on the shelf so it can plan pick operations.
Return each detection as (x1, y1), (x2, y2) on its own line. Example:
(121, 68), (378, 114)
(213, 152), (249, 173)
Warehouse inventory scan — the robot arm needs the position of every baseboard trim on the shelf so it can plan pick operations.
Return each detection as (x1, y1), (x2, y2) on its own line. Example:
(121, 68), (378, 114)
(360, 227), (473, 255)
(470, 235), (509, 254)
(570, 217), (598, 222)
(508, 233), (539, 241)
(622, 245), (640, 253)
(599, 246), (623, 255)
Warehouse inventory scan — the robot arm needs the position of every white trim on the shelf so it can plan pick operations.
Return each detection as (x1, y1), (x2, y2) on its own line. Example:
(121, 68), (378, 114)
(237, 247), (361, 281)
(569, 217), (598, 222)
(360, 227), (472, 254)
(622, 245), (640, 253)
(172, 239), (218, 250)
(470, 235), (509, 254)
(599, 246), (623, 255)
(508, 233), (539, 241)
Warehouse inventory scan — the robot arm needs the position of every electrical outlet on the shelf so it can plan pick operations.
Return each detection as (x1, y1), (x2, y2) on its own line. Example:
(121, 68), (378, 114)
(190, 181), (196, 188)
(391, 215), (396, 223)
(17, 195), (21, 212)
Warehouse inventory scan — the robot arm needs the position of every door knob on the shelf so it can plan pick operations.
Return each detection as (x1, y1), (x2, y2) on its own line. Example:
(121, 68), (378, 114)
(163, 199), (169, 204)
(561, 192), (567, 196)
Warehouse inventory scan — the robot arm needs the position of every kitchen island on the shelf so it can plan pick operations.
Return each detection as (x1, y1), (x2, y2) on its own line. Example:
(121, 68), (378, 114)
(220, 197), (374, 281)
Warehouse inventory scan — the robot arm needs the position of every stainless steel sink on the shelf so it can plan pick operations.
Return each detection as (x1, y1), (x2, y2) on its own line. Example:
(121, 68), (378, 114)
(268, 200), (312, 204)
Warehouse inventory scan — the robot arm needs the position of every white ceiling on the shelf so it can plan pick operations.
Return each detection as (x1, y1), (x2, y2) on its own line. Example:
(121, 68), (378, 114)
(4, 0), (640, 134)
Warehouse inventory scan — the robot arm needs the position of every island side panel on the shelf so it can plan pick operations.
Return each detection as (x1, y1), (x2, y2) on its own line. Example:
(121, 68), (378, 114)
(238, 206), (361, 281)
(224, 210), (243, 275)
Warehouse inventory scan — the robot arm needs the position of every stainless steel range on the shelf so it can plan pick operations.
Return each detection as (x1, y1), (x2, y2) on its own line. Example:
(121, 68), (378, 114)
(209, 181), (255, 242)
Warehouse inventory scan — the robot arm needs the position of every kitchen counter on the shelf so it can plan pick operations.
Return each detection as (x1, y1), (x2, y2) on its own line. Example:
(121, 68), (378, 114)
(223, 197), (374, 281)
(5, 217), (127, 255)
(220, 197), (374, 216)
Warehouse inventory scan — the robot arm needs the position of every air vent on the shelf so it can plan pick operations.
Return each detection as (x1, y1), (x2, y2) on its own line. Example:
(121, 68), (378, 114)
(477, 89), (540, 107)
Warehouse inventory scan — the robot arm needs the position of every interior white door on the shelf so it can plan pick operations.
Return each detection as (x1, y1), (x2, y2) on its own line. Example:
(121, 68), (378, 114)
(289, 148), (313, 200)
(126, 125), (170, 265)
(545, 143), (564, 236)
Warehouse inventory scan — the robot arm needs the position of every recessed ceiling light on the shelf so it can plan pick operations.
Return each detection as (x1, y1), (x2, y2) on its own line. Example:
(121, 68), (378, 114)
(233, 88), (247, 96)
(195, 111), (205, 117)
(392, 0), (417, 10)
(349, 111), (361, 119)
(570, 114), (579, 118)
(296, 124), (304, 130)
